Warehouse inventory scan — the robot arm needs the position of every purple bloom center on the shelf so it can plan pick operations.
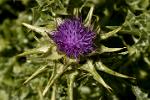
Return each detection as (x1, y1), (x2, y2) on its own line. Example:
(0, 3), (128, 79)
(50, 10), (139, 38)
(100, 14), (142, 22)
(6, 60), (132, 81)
(51, 18), (95, 58)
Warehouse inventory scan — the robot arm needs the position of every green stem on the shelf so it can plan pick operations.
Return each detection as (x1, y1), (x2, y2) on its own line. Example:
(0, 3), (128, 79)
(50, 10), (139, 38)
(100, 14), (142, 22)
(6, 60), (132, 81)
(68, 71), (78, 100)
(51, 83), (57, 100)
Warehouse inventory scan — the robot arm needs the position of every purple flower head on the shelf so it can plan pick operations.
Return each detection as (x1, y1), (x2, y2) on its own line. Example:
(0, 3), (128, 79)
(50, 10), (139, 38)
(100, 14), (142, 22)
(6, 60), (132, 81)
(51, 18), (95, 58)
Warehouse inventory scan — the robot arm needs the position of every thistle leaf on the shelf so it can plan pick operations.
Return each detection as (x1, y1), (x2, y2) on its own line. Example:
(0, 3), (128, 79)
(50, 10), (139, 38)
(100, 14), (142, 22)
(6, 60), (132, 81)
(100, 27), (122, 40)
(42, 64), (68, 96)
(17, 45), (50, 57)
(73, 8), (79, 17)
(22, 23), (51, 36)
(46, 46), (64, 60)
(106, 26), (140, 36)
(81, 60), (112, 92)
(23, 65), (48, 84)
(95, 61), (135, 79)
(97, 45), (126, 54)
(17, 49), (42, 57)
(84, 5), (94, 27)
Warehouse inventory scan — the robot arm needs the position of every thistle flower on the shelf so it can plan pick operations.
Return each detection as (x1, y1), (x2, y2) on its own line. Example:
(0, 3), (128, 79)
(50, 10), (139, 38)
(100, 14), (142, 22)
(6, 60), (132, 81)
(50, 18), (95, 58)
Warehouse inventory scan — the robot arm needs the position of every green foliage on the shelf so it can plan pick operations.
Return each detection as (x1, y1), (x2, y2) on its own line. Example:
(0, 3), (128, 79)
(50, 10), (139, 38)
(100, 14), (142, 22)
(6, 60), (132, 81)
(0, 0), (150, 100)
